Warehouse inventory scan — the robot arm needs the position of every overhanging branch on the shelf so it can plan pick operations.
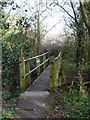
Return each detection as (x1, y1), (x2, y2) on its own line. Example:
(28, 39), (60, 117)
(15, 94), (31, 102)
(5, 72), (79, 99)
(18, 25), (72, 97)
(40, 22), (60, 40)
(70, 0), (78, 24)
(55, 2), (76, 23)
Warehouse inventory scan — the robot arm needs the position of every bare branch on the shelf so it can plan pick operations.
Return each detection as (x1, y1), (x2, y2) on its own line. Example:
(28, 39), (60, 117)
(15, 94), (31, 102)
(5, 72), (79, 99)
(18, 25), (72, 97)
(4, 8), (12, 22)
(40, 22), (60, 40)
(55, 2), (76, 22)
(70, 0), (78, 24)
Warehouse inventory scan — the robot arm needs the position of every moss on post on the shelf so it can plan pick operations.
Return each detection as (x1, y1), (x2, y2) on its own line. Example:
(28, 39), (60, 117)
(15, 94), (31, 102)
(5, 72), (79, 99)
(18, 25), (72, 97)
(43, 54), (46, 71)
(48, 50), (50, 58)
(25, 61), (31, 88)
(49, 56), (55, 92)
(54, 59), (59, 90)
(58, 53), (62, 88)
(19, 55), (26, 92)
(48, 50), (50, 64)
(36, 57), (40, 76)
(55, 53), (62, 90)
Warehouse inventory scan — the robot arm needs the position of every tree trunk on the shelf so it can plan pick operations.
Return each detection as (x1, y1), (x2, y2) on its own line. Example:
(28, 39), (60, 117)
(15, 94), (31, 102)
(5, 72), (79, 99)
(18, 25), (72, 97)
(37, 0), (41, 54)
(76, 28), (83, 88)
(76, 21), (86, 95)
(79, 0), (90, 35)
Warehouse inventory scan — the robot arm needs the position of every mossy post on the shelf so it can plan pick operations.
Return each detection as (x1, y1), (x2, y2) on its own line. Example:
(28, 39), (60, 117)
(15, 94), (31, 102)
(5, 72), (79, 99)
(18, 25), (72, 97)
(54, 58), (59, 90)
(36, 57), (40, 76)
(25, 61), (31, 88)
(43, 54), (46, 71)
(48, 50), (50, 58)
(47, 50), (50, 65)
(58, 53), (62, 87)
(55, 53), (62, 90)
(19, 55), (26, 92)
(49, 56), (55, 92)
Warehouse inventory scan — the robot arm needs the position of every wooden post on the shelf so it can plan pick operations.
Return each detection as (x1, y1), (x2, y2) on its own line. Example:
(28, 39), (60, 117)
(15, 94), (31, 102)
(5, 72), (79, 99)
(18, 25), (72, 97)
(47, 50), (50, 66)
(49, 56), (55, 92)
(48, 50), (50, 63)
(58, 53), (62, 88)
(55, 54), (61, 90)
(43, 54), (46, 71)
(36, 57), (40, 76)
(25, 61), (31, 88)
(19, 55), (26, 92)
(48, 50), (50, 58)
(54, 58), (59, 90)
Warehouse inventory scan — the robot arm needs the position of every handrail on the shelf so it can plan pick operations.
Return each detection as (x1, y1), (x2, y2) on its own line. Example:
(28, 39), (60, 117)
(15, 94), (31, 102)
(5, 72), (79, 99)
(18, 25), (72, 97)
(55, 52), (61, 60)
(25, 58), (49, 77)
(24, 52), (48, 62)
(19, 50), (62, 92)
(19, 51), (50, 91)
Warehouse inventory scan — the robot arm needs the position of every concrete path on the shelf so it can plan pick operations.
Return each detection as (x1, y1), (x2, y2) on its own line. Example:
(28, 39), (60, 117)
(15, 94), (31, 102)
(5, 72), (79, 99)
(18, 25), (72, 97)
(15, 66), (51, 119)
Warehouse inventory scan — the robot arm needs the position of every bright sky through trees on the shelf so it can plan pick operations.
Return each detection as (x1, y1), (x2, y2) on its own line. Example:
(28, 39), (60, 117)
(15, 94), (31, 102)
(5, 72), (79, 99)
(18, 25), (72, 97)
(5, 0), (65, 38)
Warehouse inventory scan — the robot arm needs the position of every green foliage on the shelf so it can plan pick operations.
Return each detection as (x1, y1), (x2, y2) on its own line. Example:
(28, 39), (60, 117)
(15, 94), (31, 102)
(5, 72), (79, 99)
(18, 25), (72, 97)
(62, 37), (76, 62)
(61, 59), (77, 85)
(47, 89), (89, 119)
(2, 40), (21, 97)
(2, 106), (15, 119)
(59, 90), (89, 119)
(2, 98), (16, 119)
(2, 18), (42, 118)
(2, 89), (11, 100)
(2, 36), (21, 118)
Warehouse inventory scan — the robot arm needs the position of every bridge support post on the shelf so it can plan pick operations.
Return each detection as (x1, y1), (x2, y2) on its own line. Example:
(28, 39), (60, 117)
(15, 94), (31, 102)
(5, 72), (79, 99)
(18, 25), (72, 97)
(48, 50), (50, 65)
(49, 56), (55, 92)
(36, 57), (40, 76)
(55, 53), (62, 90)
(43, 54), (46, 70)
(19, 55), (26, 92)
(58, 54), (62, 88)
(48, 50), (50, 58)
(25, 61), (31, 88)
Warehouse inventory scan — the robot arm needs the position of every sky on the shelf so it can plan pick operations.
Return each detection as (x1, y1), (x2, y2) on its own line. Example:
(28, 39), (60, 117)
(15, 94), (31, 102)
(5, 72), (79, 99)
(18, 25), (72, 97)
(4, 0), (89, 39)
(44, 13), (64, 37)
(4, 0), (79, 42)
(13, 0), (65, 38)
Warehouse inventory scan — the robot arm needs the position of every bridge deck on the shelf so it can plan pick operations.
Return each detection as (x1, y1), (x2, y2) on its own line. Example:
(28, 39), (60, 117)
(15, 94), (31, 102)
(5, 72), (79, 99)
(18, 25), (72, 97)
(27, 66), (50, 91)
(15, 66), (51, 119)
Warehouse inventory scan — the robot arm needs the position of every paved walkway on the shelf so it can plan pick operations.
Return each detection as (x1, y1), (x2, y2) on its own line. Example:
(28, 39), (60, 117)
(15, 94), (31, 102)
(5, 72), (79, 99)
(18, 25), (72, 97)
(15, 66), (51, 119)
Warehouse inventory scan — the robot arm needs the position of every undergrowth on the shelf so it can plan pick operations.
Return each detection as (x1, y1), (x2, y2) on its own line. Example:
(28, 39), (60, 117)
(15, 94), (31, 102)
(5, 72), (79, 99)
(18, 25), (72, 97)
(47, 58), (90, 119)
(47, 89), (89, 119)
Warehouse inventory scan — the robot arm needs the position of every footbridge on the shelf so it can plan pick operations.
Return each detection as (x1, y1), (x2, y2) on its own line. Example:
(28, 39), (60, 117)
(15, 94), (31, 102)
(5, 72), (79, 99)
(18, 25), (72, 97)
(15, 51), (62, 118)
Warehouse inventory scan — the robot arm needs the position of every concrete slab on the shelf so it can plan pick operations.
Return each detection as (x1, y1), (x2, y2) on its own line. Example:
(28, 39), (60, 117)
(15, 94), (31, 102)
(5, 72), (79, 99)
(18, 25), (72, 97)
(15, 66), (51, 118)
